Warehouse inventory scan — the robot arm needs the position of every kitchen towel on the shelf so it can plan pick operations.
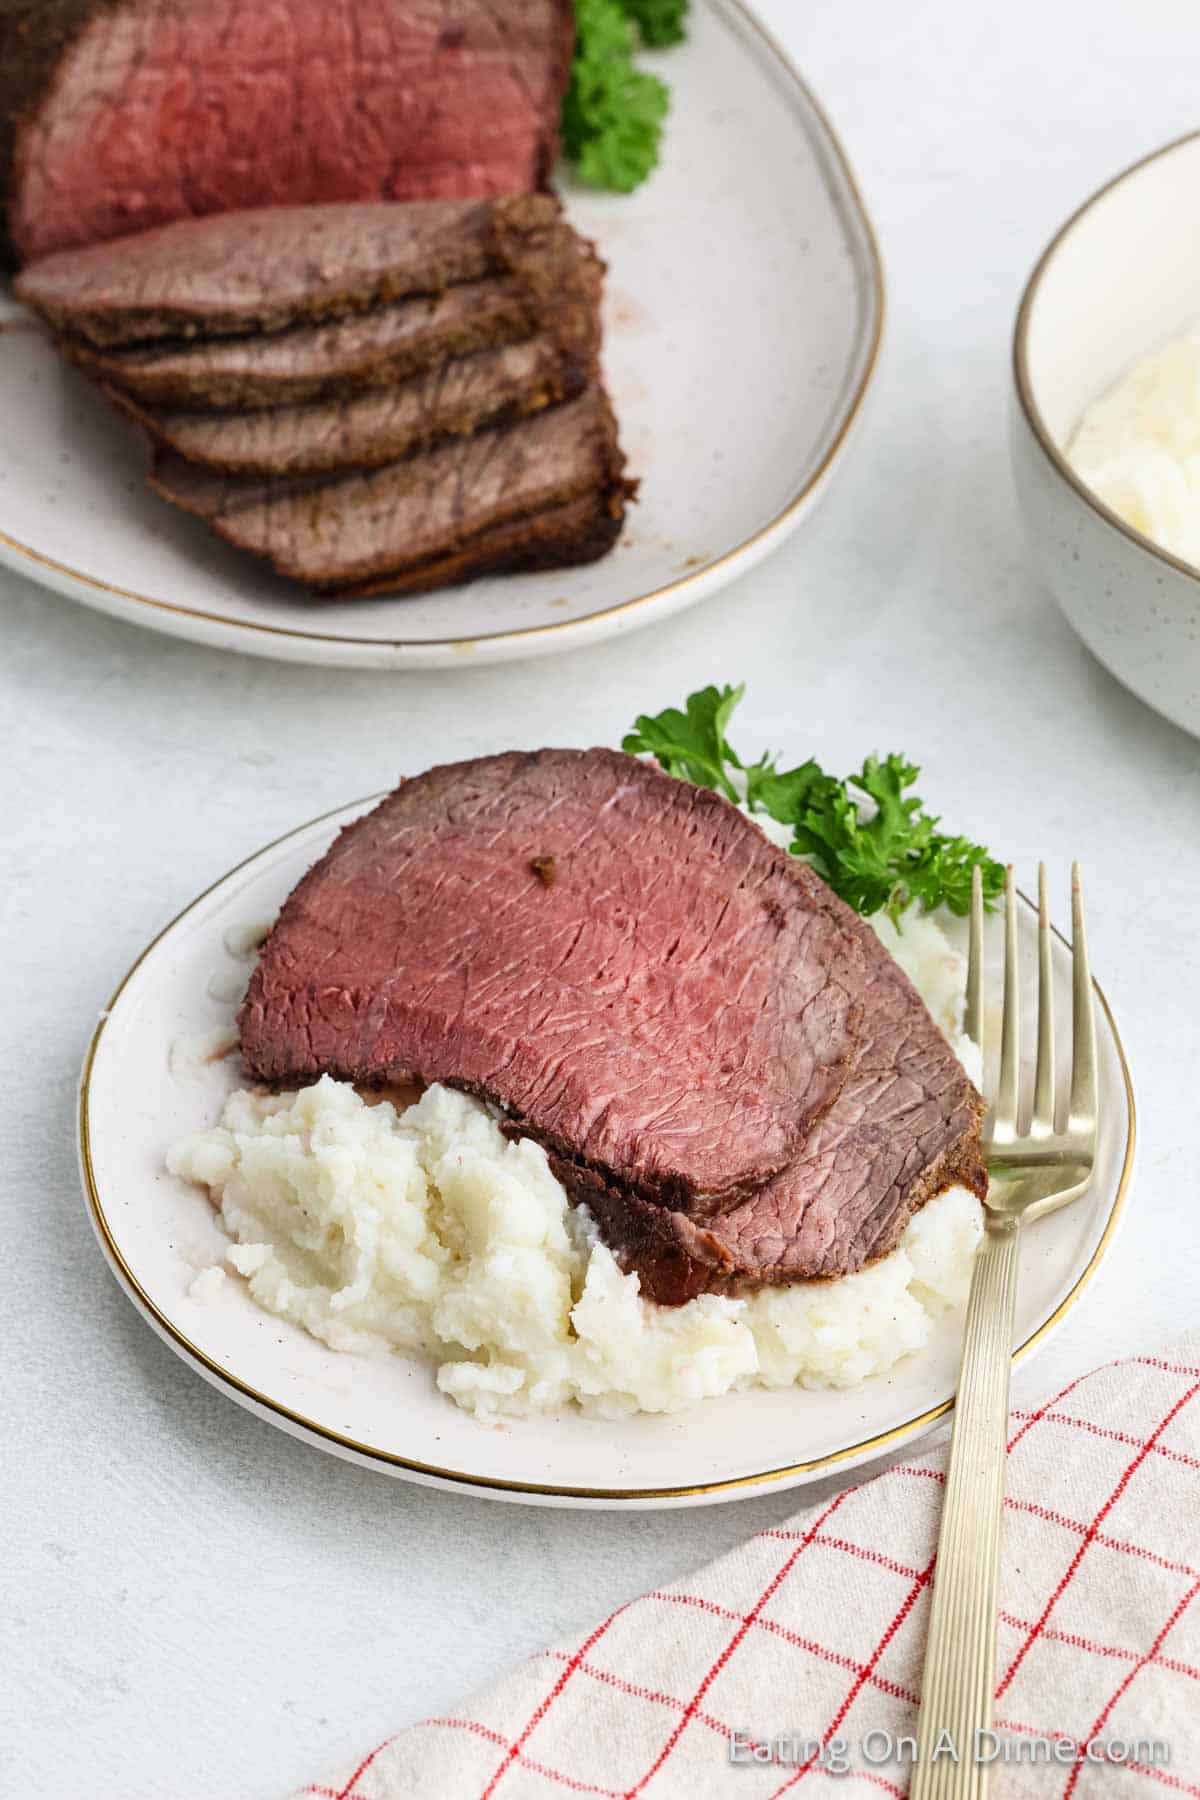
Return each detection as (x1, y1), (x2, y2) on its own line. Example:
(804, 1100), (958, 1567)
(293, 1337), (1200, 1798)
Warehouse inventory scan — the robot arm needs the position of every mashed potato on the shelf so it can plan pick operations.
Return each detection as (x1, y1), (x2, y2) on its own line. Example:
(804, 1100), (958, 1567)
(168, 910), (983, 1419)
(1068, 327), (1200, 568)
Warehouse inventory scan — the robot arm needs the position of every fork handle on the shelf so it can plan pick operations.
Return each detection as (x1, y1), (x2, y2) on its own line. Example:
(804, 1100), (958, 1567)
(911, 1212), (1021, 1800)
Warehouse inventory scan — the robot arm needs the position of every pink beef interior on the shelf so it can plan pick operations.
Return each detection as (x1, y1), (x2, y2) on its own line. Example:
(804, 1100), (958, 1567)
(12, 0), (574, 262)
(238, 749), (869, 1213)
(575, 926), (989, 1301)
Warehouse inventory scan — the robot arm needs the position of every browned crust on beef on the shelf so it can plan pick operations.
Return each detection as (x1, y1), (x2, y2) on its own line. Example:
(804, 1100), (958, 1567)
(54, 286), (541, 410)
(561, 1119), (988, 1305)
(89, 220), (604, 476)
(325, 389), (635, 596)
(148, 383), (634, 593)
(100, 335), (590, 477)
(335, 488), (629, 599)
(0, 0), (122, 269)
(54, 216), (604, 410)
(14, 194), (564, 346)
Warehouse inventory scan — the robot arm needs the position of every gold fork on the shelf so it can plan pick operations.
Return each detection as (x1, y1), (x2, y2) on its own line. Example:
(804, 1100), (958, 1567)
(910, 864), (1099, 1799)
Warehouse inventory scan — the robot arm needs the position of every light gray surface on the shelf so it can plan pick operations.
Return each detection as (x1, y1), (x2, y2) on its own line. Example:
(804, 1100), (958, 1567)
(3, 2), (1199, 1794)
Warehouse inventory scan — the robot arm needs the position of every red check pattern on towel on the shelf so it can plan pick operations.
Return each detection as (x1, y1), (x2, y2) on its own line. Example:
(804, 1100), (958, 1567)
(294, 1342), (1200, 1799)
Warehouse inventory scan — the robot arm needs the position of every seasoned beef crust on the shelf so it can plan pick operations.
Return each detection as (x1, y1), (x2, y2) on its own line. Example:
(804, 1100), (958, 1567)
(14, 195), (566, 347)
(105, 334), (590, 477)
(56, 280), (545, 410)
(149, 384), (634, 594)
(336, 489), (628, 598)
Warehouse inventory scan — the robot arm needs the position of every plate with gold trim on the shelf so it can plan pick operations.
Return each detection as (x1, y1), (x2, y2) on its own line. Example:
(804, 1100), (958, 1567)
(0, 0), (882, 670)
(78, 797), (1134, 1508)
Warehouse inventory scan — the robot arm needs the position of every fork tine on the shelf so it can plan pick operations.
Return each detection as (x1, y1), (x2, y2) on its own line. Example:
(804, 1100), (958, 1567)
(994, 865), (1021, 1136)
(1068, 862), (1098, 1136)
(1031, 863), (1056, 1135)
(965, 863), (985, 1052)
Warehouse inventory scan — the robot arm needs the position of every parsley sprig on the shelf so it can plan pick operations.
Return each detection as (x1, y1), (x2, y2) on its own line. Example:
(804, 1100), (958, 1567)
(563, 0), (688, 194)
(623, 684), (1005, 924)
(621, 0), (689, 46)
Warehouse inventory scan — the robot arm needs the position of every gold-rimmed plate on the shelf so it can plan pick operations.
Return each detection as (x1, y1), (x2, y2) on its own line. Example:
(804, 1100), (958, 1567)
(78, 798), (1135, 1509)
(0, 0), (882, 670)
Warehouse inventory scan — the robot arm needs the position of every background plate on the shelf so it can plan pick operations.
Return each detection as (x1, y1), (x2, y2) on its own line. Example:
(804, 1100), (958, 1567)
(79, 800), (1134, 1509)
(0, 0), (882, 669)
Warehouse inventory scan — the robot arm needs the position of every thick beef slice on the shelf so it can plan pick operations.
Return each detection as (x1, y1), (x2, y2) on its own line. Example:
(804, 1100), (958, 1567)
(0, 0), (575, 266)
(577, 913), (988, 1301)
(59, 279), (542, 409)
(14, 194), (563, 346)
(56, 214), (604, 405)
(239, 749), (869, 1211)
(149, 385), (632, 592)
(108, 335), (588, 475)
(337, 489), (627, 598)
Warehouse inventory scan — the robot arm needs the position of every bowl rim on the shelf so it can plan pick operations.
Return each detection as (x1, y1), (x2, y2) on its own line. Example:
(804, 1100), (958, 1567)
(1012, 126), (1200, 591)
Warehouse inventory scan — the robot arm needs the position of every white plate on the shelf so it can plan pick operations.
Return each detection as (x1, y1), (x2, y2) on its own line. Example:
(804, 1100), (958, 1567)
(79, 798), (1135, 1509)
(0, 0), (882, 670)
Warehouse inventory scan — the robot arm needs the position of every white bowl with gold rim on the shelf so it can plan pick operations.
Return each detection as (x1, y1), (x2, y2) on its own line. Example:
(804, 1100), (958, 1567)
(1012, 130), (1200, 739)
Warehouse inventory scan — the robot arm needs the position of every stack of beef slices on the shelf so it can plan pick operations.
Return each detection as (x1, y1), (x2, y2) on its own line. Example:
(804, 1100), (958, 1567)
(15, 196), (634, 597)
(238, 747), (990, 1306)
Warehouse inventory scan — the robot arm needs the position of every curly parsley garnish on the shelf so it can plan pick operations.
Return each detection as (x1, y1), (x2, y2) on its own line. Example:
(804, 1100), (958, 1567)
(623, 683), (1005, 924)
(563, 0), (688, 194)
(621, 0), (689, 46)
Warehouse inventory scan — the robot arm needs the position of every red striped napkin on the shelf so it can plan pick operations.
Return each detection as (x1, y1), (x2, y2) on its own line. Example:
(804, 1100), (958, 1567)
(293, 1340), (1200, 1799)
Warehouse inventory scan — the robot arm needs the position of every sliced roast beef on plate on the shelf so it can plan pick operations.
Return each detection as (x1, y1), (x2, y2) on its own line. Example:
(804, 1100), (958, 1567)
(237, 748), (987, 1298)
(16, 195), (632, 595)
(150, 386), (633, 593)
(239, 749), (871, 1212)
(335, 491), (631, 599)
(0, 0), (575, 266)
(58, 276), (571, 412)
(13, 195), (569, 346)
(106, 334), (591, 477)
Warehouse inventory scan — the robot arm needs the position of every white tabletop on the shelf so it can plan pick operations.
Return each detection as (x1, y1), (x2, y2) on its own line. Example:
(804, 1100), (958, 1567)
(4, 3), (1200, 1794)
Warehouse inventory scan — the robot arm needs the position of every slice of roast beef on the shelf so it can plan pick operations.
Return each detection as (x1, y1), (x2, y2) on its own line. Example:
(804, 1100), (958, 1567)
(0, 0), (575, 267)
(238, 749), (871, 1213)
(14, 194), (564, 346)
(575, 911), (988, 1301)
(337, 489), (628, 598)
(107, 335), (588, 476)
(55, 217), (604, 406)
(59, 279), (544, 411)
(149, 386), (633, 593)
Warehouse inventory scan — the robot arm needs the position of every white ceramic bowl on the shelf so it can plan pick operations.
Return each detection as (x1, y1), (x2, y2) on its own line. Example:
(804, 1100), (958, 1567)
(1012, 131), (1200, 738)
